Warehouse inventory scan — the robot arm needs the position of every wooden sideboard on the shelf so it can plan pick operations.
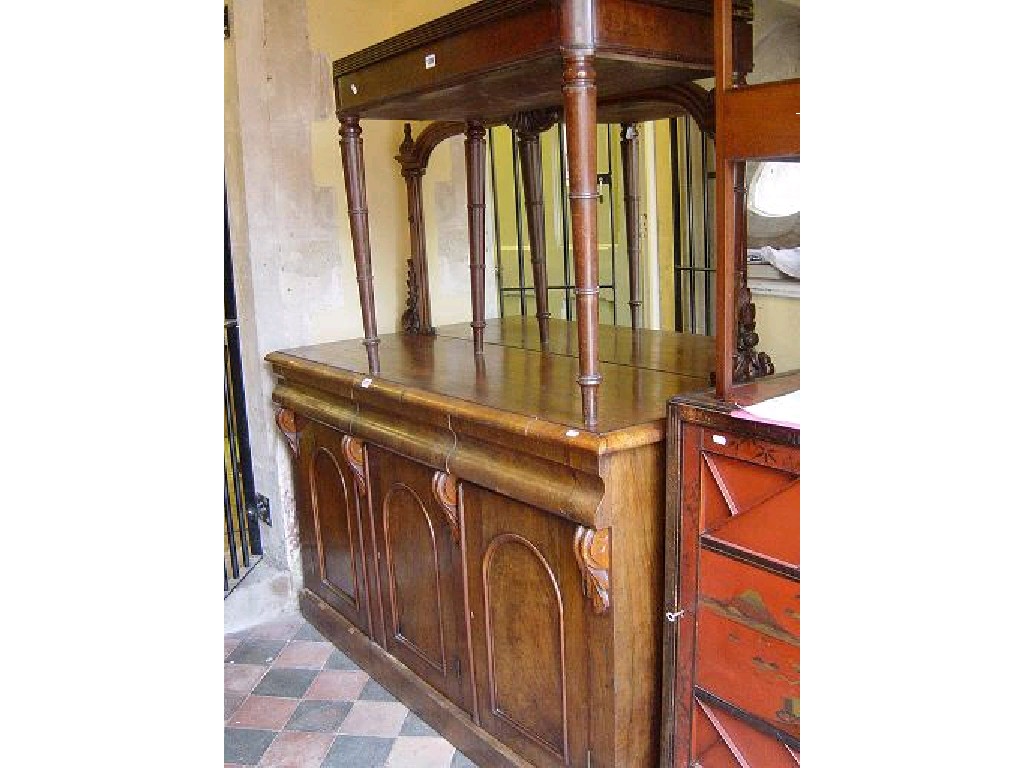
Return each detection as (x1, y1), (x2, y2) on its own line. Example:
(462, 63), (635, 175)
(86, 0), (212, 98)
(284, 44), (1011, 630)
(660, 375), (800, 767)
(261, 2), (799, 765)
(270, 321), (716, 767)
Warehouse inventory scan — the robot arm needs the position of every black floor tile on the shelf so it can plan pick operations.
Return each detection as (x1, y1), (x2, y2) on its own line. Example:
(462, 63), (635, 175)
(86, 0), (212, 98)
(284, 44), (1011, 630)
(358, 679), (397, 702)
(226, 638), (289, 665)
(252, 668), (318, 698)
(321, 735), (393, 767)
(325, 649), (361, 671)
(292, 622), (328, 643)
(224, 727), (277, 765)
(284, 700), (353, 732)
(400, 711), (440, 738)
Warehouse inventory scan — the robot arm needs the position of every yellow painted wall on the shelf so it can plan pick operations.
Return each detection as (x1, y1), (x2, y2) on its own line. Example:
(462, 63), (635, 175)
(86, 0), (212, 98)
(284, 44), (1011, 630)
(307, 0), (482, 332)
(754, 295), (800, 373)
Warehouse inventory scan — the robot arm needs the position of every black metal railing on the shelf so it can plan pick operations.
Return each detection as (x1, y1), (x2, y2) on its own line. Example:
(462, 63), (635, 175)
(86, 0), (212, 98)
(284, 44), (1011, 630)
(670, 115), (716, 335)
(489, 122), (621, 325)
(224, 194), (261, 596)
(489, 118), (715, 334)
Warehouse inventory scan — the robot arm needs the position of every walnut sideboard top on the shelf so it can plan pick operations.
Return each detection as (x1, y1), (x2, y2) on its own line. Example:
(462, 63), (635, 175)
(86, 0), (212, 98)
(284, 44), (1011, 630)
(268, 321), (715, 528)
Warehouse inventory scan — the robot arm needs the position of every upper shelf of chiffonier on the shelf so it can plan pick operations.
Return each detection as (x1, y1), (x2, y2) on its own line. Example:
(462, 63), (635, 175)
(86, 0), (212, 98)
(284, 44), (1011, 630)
(331, 0), (753, 122)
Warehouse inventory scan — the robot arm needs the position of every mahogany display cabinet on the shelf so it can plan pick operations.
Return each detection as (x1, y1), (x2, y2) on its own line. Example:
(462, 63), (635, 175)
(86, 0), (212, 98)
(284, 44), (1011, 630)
(263, 1), (799, 766)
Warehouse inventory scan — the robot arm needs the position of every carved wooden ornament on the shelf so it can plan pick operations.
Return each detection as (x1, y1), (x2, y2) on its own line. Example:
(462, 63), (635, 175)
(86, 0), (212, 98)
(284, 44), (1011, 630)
(341, 435), (367, 496)
(574, 526), (611, 613)
(431, 470), (461, 546)
(274, 407), (306, 457)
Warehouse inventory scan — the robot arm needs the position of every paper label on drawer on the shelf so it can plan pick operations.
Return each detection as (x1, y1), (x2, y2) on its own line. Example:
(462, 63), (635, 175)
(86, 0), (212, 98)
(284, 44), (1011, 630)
(360, 378), (372, 388)
(712, 434), (727, 445)
(425, 54), (436, 69)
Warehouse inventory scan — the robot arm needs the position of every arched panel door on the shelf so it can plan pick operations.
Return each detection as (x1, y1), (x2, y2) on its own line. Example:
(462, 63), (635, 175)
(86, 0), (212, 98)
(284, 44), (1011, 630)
(295, 421), (371, 636)
(366, 445), (475, 715)
(462, 484), (589, 768)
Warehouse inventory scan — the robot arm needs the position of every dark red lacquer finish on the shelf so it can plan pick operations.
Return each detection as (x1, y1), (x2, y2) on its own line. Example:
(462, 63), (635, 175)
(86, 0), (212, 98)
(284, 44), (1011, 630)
(662, 391), (800, 767)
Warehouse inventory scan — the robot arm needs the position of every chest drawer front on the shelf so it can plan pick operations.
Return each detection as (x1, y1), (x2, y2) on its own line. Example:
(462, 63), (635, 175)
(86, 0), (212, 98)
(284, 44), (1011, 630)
(692, 692), (800, 767)
(696, 550), (799, 739)
(698, 443), (799, 571)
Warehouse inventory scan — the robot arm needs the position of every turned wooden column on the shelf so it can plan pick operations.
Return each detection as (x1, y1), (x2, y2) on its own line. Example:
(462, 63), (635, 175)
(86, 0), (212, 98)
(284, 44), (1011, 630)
(620, 122), (642, 330)
(562, 53), (602, 428)
(338, 115), (380, 374)
(713, 0), (736, 400)
(509, 110), (559, 347)
(396, 124), (432, 334)
(465, 120), (488, 355)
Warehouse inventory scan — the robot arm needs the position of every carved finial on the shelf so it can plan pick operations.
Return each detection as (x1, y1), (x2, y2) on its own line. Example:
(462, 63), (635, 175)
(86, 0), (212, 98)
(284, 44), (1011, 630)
(341, 435), (367, 496)
(397, 123), (415, 165)
(275, 408), (306, 457)
(574, 527), (611, 613)
(431, 471), (460, 546)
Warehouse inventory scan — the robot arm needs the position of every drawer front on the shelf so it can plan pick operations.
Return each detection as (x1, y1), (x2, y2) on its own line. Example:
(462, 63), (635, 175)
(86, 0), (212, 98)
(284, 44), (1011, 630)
(696, 550), (799, 740)
(698, 443), (799, 572)
(691, 693), (800, 767)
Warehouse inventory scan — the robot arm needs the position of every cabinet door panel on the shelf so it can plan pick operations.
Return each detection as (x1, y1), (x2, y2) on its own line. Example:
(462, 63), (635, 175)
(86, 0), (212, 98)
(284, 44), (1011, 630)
(381, 483), (446, 671)
(297, 423), (371, 636)
(311, 447), (359, 601)
(463, 485), (589, 768)
(367, 446), (474, 714)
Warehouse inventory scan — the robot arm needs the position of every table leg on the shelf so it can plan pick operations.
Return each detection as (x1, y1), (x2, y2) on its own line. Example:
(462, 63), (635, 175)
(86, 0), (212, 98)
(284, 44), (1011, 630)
(511, 112), (557, 347)
(465, 120), (487, 355)
(339, 116), (380, 374)
(620, 122), (643, 330)
(562, 53), (602, 428)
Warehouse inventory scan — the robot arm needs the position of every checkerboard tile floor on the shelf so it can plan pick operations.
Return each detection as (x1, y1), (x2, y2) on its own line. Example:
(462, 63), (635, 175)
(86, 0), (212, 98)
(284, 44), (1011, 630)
(225, 616), (479, 768)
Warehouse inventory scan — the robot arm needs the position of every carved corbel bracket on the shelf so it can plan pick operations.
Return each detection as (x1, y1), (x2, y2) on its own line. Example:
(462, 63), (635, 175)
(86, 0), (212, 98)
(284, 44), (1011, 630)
(274, 407), (307, 458)
(341, 435), (367, 496)
(506, 107), (560, 139)
(574, 526), (611, 614)
(431, 470), (461, 546)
